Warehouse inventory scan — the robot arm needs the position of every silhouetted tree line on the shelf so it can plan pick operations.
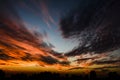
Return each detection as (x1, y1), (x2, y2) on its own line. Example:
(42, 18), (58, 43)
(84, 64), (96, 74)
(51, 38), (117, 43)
(0, 70), (119, 80)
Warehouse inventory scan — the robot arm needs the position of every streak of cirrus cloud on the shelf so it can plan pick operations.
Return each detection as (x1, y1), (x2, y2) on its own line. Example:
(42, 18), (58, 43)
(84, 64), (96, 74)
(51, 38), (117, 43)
(12, 0), (56, 29)
(0, 0), (68, 69)
(39, 0), (57, 29)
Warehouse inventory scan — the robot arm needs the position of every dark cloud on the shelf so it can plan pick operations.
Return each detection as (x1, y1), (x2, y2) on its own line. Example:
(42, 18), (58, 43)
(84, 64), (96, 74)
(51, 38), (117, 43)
(21, 53), (33, 61)
(59, 61), (70, 66)
(75, 54), (104, 62)
(68, 67), (85, 70)
(0, 41), (13, 49)
(49, 50), (64, 58)
(94, 66), (120, 70)
(68, 65), (120, 71)
(76, 58), (94, 62)
(0, 50), (14, 60)
(0, 54), (13, 60)
(40, 55), (70, 65)
(48, 43), (55, 48)
(60, 0), (120, 56)
(40, 42), (55, 49)
(93, 60), (120, 65)
(40, 55), (59, 65)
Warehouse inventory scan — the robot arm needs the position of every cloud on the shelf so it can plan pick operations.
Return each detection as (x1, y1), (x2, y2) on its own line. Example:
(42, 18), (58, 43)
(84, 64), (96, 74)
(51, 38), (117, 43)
(40, 55), (59, 65)
(39, 0), (56, 29)
(92, 60), (120, 65)
(68, 65), (120, 71)
(76, 58), (95, 62)
(0, 49), (14, 60)
(0, 0), (55, 51)
(21, 53), (33, 61)
(1, 0), (119, 69)
(60, 0), (120, 56)
(68, 67), (85, 70)
(59, 61), (70, 66)
(0, 0), (65, 67)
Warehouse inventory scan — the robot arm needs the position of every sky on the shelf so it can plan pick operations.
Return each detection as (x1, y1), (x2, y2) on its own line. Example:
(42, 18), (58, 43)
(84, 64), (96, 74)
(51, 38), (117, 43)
(0, 0), (120, 73)
(12, 0), (81, 53)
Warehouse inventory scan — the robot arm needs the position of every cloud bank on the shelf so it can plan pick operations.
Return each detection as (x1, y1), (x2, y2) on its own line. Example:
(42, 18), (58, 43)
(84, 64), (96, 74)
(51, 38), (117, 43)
(60, 0), (120, 56)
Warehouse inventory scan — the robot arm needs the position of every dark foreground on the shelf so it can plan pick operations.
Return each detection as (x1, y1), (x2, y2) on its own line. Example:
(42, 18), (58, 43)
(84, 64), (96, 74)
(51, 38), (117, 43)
(0, 70), (120, 80)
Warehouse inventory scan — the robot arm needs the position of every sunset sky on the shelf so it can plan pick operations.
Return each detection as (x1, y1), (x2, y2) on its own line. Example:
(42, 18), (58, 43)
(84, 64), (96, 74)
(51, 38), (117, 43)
(14, 0), (81, 53)
(0, 0), (120, 73)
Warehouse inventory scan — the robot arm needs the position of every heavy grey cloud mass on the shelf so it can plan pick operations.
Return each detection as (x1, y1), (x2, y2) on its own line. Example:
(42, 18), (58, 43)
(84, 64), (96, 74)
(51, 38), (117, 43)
(60, 0), (120, 56)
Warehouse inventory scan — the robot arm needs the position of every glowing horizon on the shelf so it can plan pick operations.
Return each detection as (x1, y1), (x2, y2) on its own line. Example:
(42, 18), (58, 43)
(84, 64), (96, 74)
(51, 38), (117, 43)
(0, 0), (120, 74)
